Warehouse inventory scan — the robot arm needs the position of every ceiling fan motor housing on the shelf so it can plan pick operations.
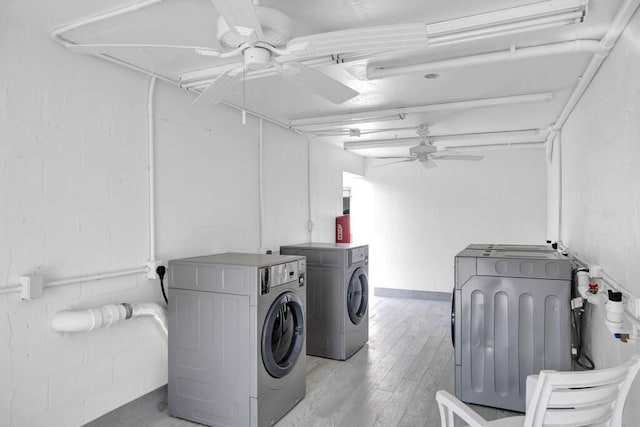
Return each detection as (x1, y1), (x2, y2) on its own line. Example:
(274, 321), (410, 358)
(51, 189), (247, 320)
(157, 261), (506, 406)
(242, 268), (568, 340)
(410, 144), (437, 156)
(243, 46), (272, 70)
(217, 6), (295, 49)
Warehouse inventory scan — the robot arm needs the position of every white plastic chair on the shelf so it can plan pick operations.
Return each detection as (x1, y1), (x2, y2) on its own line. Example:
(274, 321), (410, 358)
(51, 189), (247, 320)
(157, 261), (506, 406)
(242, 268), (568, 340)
(436, 355), (640, 427)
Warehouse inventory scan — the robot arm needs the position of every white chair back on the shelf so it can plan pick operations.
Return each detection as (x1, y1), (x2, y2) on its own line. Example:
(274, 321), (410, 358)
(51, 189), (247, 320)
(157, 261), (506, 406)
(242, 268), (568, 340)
(524, 355), (640, 427)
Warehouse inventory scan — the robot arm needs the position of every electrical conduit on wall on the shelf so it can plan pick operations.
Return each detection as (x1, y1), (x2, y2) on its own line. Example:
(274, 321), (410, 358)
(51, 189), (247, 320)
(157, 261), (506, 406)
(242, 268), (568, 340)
(548, 0), (640, 240)
(307, 137), (313, 242)
(148, 76), (157, 263)
(1, 77), (161, 296)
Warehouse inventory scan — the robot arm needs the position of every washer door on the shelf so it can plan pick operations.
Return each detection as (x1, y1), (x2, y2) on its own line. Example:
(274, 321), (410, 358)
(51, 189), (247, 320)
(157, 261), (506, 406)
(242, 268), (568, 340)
(347, 267), (368, 325)
(261, 291), (305, 378)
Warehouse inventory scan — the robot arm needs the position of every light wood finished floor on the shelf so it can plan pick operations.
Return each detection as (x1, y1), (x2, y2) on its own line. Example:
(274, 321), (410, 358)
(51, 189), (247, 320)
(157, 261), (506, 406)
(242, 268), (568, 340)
(93, 296), (517, 427)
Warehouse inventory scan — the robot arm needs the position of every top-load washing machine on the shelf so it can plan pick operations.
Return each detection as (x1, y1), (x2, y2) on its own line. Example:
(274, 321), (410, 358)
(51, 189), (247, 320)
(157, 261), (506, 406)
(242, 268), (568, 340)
(453, 245), (572, 412)
(280, 243), (368, 360)
(167, 253), (306, 427)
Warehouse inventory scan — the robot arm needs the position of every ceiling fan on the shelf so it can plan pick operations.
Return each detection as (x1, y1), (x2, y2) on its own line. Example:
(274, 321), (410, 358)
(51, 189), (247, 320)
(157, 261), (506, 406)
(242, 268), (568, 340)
(376, 126), (484, 169)
(188, 0), (434, 106)
(66, 0), (429, 106)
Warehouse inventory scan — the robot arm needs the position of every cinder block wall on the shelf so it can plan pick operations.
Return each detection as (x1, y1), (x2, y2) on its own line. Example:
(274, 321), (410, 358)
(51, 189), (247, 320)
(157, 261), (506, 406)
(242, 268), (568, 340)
(0, 3), (364, 425)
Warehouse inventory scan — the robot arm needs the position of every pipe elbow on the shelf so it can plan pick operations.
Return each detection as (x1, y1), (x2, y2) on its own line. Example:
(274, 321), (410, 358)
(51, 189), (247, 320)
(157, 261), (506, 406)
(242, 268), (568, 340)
(51, 302), (167, 337)
(132, 302), (168, 337)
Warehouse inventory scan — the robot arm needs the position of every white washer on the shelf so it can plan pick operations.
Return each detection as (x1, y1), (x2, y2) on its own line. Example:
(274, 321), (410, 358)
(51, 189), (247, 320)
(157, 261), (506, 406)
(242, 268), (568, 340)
(280, 243), (368, 361)
(167, 253), (306, 427)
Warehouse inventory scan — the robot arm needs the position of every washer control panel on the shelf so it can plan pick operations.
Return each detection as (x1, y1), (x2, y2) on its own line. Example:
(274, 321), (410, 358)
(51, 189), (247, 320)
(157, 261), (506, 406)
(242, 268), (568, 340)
(349, 247), (367, 265)
(260, 260), (303, 295)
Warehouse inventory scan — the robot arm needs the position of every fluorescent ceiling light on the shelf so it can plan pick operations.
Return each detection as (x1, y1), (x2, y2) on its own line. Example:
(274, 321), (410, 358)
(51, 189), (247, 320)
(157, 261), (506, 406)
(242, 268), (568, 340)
(425, 0), (587, 47)
(343, 129), (548, 151)
(180, 1), (586, 85)
(291, 92), (553, 131)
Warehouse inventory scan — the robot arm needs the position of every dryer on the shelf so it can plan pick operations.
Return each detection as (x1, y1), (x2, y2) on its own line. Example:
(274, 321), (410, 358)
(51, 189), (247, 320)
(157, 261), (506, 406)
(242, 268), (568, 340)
(167, 253), (306, 427)
(280, 243), (368, 361)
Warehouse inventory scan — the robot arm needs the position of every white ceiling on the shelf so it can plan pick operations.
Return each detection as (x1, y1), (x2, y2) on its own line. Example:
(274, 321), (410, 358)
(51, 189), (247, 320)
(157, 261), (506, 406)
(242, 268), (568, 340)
(53, 0), (624, 158)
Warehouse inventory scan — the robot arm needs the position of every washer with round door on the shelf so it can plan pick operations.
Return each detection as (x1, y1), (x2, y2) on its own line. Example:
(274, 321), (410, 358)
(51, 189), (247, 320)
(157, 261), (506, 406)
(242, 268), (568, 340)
(167, 253), (306, 427)
(280, 243), (368, 361)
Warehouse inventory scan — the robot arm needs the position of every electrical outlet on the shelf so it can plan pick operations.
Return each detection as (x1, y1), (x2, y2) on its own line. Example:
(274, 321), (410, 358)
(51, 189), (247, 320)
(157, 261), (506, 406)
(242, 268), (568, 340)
(145, 261), (164, 280)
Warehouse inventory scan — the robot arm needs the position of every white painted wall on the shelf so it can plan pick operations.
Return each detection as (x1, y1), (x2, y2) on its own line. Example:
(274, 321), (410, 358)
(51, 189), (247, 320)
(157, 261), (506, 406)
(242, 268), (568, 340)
(364, 149), (547, 293)
(309, 141), (364, 242)
(548, 9), (640, 425)
(0, 5), (362, 425)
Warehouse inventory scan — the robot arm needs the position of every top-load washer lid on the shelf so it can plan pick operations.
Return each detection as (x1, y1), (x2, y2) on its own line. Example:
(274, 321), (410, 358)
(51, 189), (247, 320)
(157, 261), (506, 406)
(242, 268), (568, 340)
(347, 267), (368, 325)
(261, 290), (305, 378)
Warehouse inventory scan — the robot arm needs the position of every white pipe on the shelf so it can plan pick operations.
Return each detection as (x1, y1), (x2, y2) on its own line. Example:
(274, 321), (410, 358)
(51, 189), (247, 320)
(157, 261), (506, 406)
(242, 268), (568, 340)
(343, 129), (547, 150)
(47, 267), (148, 287)
(548, 0), (640, 243)
(367, 39), (600, 79)
(132, 302), (168, 336)
(258, 118), (265, 251)
(552, 0), (640, 129)
(290, 92), (553, 130)
(50, 0), (163, 40)
(2, 268), (148, 295)
(51, 302), (168, 337)
(441, 141), (546, 151)
(307, 138), (313, 241)
(148, 76), (157, 262)
(52, 304), (127, 332)
(50, 2), (296, 135)
(0, 286), (21, 295)
(557, 131), (563, 242)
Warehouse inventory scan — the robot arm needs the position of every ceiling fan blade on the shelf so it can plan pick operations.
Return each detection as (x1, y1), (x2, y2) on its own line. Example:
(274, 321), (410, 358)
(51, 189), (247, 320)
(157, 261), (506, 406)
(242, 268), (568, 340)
(66, 43), (225, 55)
(210, 0), (264, 41)
(193, 67), (244, 106)
(374, 159), (415, 168)
(431, 154), (484, 161)
(285, 23), (428, 58)
(421, 159), (438, 169)
(278, 62), (359, 104)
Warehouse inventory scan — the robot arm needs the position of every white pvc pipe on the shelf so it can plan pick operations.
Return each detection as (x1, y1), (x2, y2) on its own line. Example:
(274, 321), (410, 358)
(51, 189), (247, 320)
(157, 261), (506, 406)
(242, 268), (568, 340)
(258, 118), (265, 251)
(52, 304), (127, 332)
(549, 0), (640, 245)
(132, 302), (168, 336)
(148, 76), (157, 262)
(51, 302), (168, 337)
(50, 0), (163, 40)
(307, 138), (313, 241)
(50, 3), (295, 135)
(2, 268), (148, 295)
(0, 286), (21, 295)
(553, 0), (640, 129)
(47, 267), (148, 287)
(290, 92), (553, 130)
(367, 39), (601, 79)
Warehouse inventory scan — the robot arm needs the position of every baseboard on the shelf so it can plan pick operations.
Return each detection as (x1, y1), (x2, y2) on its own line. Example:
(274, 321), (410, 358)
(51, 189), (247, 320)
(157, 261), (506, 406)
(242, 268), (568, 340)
(374, 287), (451, 301)
(85, 385), (168, 426)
